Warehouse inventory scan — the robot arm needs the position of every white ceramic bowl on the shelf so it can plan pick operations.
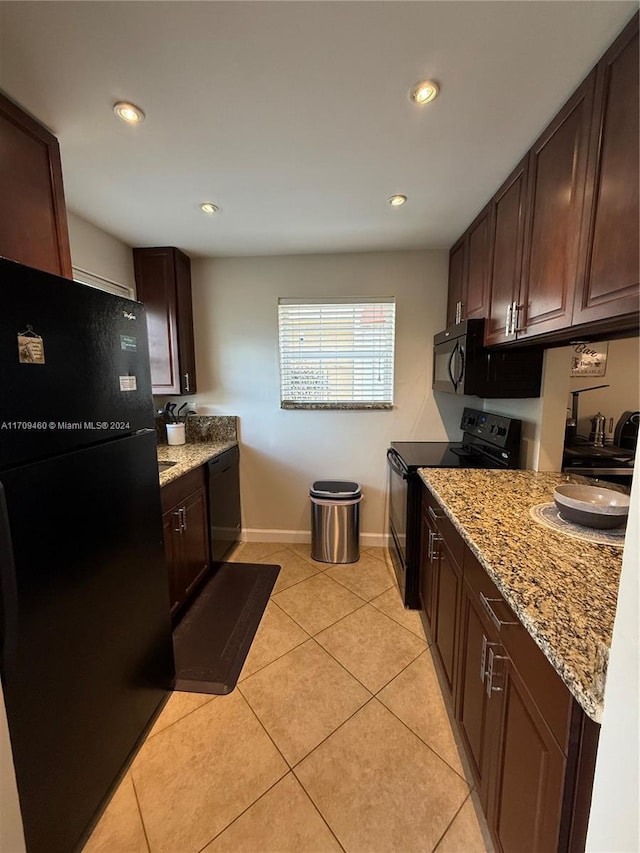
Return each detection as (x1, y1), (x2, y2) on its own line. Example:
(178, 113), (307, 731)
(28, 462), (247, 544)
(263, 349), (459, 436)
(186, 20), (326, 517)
(553, 484), (630, 529)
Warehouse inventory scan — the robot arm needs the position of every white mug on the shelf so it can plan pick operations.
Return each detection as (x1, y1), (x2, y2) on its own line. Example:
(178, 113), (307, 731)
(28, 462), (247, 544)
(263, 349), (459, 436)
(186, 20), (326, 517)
(166, 423), (186, 446)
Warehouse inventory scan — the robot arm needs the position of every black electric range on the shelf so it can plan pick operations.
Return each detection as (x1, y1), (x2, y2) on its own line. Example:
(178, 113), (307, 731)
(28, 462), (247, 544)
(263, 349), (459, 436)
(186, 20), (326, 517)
(387, 407), (522, 608)
(562, 442), (635, 487)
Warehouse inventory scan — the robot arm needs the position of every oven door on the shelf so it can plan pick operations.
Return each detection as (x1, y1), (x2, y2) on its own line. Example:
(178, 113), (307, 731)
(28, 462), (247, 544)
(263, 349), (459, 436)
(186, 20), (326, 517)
(387, 448), (408, 597)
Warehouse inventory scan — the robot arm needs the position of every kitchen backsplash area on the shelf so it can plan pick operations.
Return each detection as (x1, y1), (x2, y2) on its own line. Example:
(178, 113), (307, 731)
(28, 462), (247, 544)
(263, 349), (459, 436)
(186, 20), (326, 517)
(155, 414), (238, 445)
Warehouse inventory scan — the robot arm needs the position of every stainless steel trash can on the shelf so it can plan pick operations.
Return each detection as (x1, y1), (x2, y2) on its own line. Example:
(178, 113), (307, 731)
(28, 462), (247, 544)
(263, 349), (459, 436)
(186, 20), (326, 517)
(310, 481), (362, 563)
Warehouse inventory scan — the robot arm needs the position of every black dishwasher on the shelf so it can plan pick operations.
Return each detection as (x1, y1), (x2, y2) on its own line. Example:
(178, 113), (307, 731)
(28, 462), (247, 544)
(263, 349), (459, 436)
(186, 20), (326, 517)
(207, 445), (241, 563)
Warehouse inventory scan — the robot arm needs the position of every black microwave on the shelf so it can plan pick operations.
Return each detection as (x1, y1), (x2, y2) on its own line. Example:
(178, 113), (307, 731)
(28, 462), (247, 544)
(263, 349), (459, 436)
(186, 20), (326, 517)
(433, 319), (543, 398)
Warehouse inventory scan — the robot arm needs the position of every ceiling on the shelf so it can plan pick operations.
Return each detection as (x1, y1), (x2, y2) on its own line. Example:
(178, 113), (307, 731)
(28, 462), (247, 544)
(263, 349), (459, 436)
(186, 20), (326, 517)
(0, 1), (637, 258)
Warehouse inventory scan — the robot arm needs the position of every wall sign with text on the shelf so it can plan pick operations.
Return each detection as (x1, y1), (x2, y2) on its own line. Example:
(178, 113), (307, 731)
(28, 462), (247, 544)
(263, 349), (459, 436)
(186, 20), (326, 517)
(570, 343), (608, 377)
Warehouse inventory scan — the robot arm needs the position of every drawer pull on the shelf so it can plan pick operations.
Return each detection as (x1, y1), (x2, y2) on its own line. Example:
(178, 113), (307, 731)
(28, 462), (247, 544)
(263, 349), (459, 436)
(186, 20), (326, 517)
(427, 505), (444, 522)
(480, 592), (517, 632)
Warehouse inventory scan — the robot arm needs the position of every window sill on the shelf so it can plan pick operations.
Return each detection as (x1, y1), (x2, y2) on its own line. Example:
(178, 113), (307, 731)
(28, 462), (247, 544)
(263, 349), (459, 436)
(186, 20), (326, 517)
(281, 402), (393, 411)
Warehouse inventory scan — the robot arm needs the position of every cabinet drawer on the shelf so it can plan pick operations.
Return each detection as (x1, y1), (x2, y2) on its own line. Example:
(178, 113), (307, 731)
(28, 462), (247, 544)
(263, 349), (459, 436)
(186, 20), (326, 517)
(463, 547), (573, 753)
(161, 464), (206, 512)
(422, 487), (465, 567)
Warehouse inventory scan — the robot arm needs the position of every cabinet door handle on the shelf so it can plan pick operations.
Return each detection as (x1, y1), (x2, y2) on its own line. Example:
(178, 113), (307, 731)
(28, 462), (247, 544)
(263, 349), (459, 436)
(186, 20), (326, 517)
(180, 507), (187, 532)
(480, 634), (487, 682)
(505, 303), (512, 336)
(480, 634), (502, 683)
(184, 372), (191, 392)
(480, 593), (518, 632)
(427, 505), (443, 522)
(458, 301), (464, 323)
(172, 510), (182, 533)
(431, 531), (442, 559)
(486, 647), (508, 697)
(511, 302), (524, 334)
(427, 529), (433, 560)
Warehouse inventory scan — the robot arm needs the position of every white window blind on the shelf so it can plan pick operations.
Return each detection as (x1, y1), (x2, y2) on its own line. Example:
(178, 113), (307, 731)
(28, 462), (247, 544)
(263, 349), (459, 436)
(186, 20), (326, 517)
(278, 297), (396, 409)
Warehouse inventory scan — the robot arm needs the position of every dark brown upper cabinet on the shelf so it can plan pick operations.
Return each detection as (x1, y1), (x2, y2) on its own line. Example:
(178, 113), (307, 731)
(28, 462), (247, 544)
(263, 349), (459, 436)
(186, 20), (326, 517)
(486, 75), (595, 346)
(484, 159), (529, 347)
(450, 13), (639, 348)
(516, 71), (595, 342)
(133, 247), (197, 395)
(0, 91), (72, 279)
(446, 238), (465, 327)
(446, 204), (491, 327)
(573, 14), (639, 328)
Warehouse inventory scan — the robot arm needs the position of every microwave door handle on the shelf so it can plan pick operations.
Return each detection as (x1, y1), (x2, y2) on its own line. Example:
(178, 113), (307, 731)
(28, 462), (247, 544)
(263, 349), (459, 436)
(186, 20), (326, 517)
(447, 344), (459, 391)
(387, 449), (408, 480)
(456, 345), (465, 385)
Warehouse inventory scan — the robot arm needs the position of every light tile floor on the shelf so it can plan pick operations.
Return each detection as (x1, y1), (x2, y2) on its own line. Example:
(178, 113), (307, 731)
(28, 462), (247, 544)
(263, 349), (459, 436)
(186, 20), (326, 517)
(83, 545), (493, 853)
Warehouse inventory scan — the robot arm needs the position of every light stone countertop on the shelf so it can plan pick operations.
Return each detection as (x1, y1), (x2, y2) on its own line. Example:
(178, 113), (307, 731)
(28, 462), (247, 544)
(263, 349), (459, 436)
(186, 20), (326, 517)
(417, 468), (625, 723)
(157, 440), (238, 487)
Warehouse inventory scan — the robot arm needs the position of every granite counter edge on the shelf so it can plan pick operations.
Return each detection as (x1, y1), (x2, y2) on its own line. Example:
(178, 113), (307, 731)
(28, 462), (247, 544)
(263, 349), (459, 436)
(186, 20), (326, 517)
(417, 468), (604, 723)
(157, 441), (238, 487)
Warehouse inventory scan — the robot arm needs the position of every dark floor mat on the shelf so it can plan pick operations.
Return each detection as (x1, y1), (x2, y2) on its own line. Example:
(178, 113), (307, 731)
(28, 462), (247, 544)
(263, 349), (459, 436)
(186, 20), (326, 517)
(172, 561), (280, 695)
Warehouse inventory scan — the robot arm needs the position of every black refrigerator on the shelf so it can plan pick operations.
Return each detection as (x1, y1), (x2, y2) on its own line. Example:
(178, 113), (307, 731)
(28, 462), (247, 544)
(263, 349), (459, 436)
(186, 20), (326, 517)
(0, 257), (175, 853)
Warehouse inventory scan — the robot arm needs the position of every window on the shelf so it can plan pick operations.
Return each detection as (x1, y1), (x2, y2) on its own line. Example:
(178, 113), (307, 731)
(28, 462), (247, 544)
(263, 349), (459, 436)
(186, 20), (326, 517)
(278, 297), (396, 409)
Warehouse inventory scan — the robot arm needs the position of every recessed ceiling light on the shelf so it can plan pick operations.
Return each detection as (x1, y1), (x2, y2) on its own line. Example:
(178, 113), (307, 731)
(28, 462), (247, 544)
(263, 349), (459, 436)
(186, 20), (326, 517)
(200, 202), (220, 215)
(113, 102), (145, 124)
(388, 195), (407, 207)
(409, 80), (439, 105)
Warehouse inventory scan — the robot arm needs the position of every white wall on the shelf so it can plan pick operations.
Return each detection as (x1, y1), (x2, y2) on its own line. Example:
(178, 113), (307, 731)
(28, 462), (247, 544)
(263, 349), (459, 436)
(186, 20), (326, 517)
(586, 445), (639, 851)
(569, 337), (640, 442)
(67, 211), (136, 295)
(190, 249), (459, 543)
(485, 337), (640, 471)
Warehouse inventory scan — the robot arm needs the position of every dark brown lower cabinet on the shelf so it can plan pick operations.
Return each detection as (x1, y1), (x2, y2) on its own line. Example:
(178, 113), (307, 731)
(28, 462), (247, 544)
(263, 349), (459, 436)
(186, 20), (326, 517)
(491, 659), (566, 853)
(420, 482), (599, 853)
(433, 539), (461, 694)
(456, 580), (502, 812)
(420, 489), (464, 693)
(418, 500), (436, 632)
(161, 466), (210, 620)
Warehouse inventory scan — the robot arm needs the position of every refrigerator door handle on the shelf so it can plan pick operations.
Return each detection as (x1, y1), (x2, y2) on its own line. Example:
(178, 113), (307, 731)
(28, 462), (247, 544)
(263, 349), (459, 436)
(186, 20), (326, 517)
(0, 482), (19, 674)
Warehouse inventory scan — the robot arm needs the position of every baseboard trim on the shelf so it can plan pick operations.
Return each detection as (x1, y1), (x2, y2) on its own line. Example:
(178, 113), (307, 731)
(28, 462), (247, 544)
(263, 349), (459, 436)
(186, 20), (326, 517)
(242, 529), (390, 548)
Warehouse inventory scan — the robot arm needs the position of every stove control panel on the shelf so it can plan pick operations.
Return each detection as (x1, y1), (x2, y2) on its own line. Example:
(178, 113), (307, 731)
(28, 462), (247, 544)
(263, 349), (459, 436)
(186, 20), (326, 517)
(460, 407), (521, 452)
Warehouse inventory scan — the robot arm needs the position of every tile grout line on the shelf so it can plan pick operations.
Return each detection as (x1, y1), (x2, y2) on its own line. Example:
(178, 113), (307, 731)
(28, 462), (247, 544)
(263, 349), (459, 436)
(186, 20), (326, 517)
(236, 597), (312, 685)
(193, 772), (291, 853)
(288, 694), (379, 772)
(144, 693), (218, 741)
(271, 588), (371, 639)
(320, 568), (395, 605)
(129, 772), (153, 853)
(236, 682), (295, 772)
(373, 648), (474, 785)
(238, 635), (375, 767)
(289, 767), (348, 853)
(430, 789), (474, 853)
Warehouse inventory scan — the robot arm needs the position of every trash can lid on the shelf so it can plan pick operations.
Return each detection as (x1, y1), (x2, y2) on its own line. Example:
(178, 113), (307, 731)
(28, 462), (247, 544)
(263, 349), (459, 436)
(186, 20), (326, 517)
(310, 480), (361, 499)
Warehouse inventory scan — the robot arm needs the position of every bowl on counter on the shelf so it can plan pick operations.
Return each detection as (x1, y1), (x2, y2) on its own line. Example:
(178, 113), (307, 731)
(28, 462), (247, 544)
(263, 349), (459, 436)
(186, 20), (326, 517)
(553, 484), (630, 529)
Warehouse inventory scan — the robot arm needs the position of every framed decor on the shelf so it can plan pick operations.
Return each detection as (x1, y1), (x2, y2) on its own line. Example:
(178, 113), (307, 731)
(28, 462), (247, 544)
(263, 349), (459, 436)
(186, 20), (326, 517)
(570, 342), (608, 377)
